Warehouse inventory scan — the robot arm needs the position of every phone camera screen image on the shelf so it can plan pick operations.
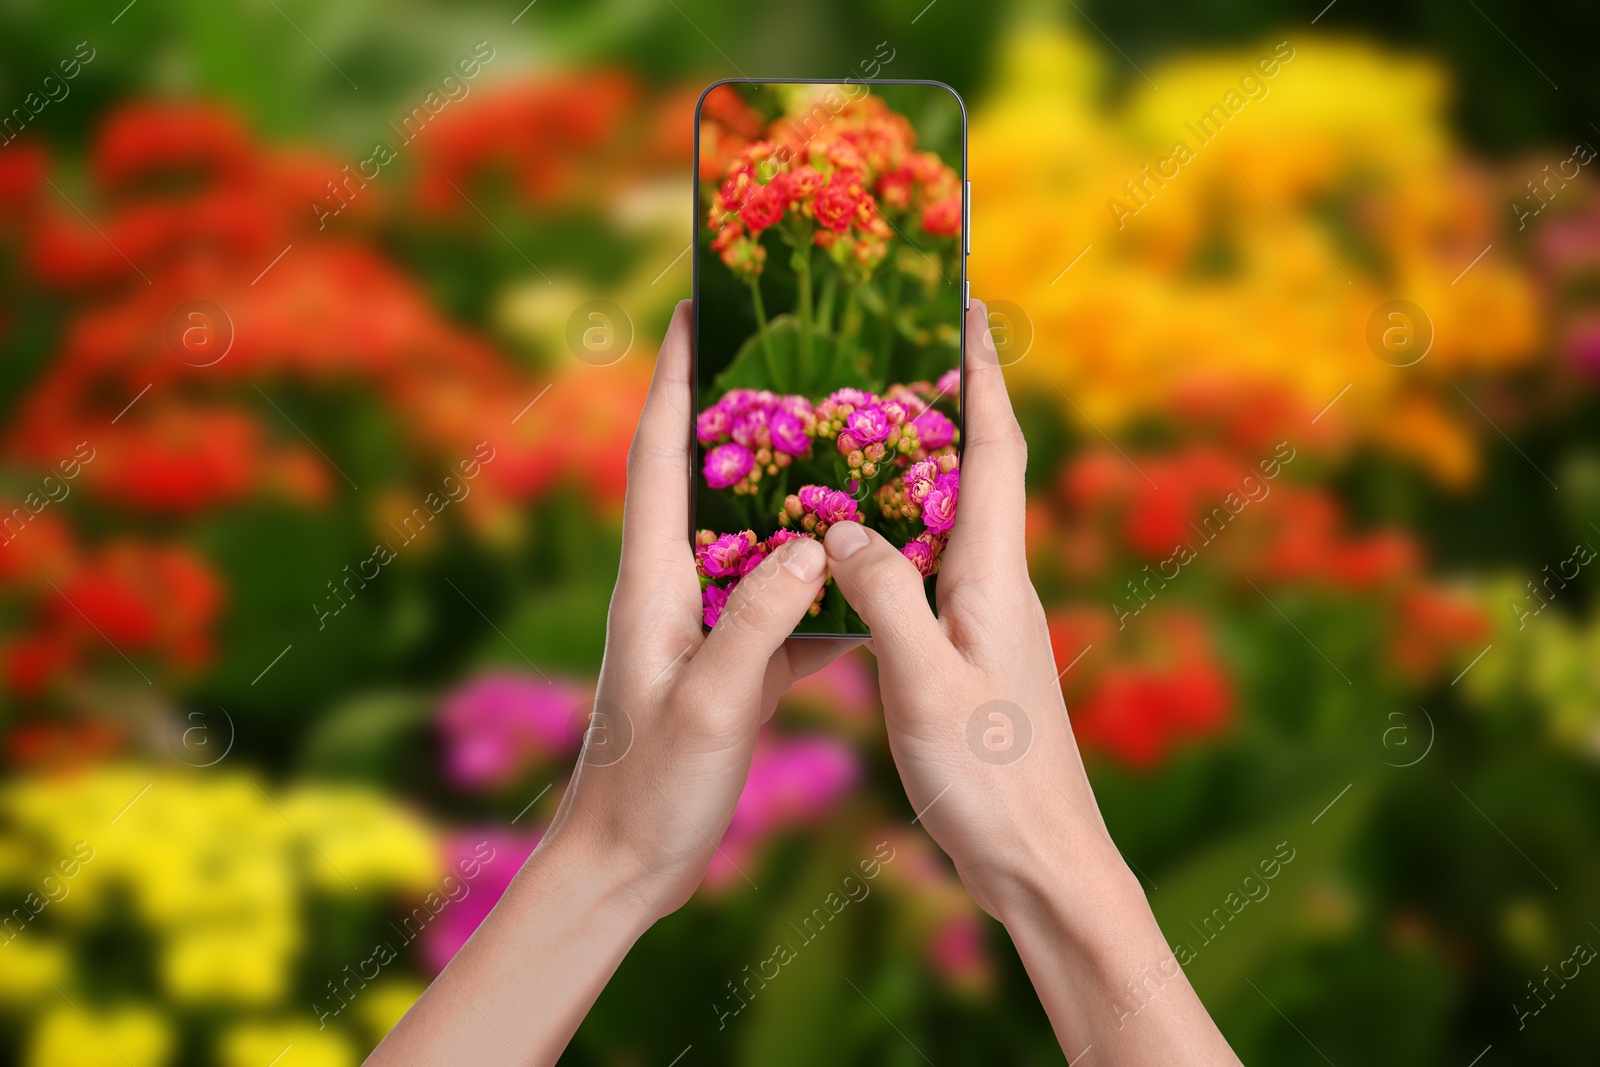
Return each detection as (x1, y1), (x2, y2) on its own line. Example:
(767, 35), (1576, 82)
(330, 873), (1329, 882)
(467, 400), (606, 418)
(693, 80), (967, 635)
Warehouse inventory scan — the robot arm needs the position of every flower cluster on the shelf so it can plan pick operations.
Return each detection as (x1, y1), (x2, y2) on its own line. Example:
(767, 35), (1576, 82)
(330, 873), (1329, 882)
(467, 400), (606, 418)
(697, 389), (816, 493)
(695, 528), (821, 626)
(809, 387), (923, 477)
(697, 379), (960, 630)
(702, 94), (962, 279)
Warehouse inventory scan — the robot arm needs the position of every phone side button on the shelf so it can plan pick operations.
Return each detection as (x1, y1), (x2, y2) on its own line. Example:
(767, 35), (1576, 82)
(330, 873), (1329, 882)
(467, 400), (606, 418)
(963, 279), (970, 310)
(964, 180), (971, 256)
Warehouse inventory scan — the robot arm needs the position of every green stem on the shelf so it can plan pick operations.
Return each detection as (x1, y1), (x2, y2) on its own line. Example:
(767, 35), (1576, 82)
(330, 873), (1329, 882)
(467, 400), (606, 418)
(837, 281), (862, 375)
(795, 245), (814, 366)
(879, 267), (902, 365)
(816, 271), (838, 334)
(749, 277), (779, 386)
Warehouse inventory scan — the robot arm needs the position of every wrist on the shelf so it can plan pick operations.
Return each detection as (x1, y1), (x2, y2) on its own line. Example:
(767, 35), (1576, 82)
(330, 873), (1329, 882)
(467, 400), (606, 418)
(507, 822), (667, 943)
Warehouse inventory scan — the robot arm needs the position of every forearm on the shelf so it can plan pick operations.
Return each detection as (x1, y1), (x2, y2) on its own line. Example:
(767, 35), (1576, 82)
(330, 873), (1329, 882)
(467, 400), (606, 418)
(368, 830), (654, 1066)
(989, 829), (1241, 1066)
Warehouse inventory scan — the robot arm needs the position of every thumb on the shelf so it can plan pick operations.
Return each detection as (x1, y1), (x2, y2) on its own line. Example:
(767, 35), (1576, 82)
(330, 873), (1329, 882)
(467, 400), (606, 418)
(822, 522), (950, 667)
(690, 537), (829, 697)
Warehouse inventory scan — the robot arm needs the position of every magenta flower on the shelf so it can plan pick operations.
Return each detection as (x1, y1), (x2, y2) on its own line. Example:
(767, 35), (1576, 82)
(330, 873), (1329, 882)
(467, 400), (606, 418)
(769, 409), (812, 455)
(922, 470), (959, 533)
(776, 394), (814, 419)
(815, 488), (863, 526)
(705, 734), (861, 888)
(844, 404), (891, 446)
(903, 459), (939, 505)
(765, 528), (812, 551)
(696, 404), (730, 444)
(703, 442), (754, 489)
(928, 911), (992, 989)
(825, 388), (876, 409)
(784, 649), (879, 721)
(737, 543), (770, 576)
(902, 535), (938, 576)
(702, 583), (732, 628)
(911, 409), (955, 449)
(697, 530), (756, 578)
(421, 829), (543, 972)
(438, 673), (587, 789)
(934, 368), (960, 400)
(731, 408), (769, 448)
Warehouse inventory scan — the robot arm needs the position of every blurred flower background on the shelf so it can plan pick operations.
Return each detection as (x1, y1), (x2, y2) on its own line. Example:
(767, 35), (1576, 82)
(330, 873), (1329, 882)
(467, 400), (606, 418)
(1, 0), (1598, 1064)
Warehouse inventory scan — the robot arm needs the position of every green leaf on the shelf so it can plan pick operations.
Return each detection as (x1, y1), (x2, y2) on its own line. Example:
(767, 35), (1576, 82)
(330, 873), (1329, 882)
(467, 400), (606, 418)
(714, 314), (877, 396)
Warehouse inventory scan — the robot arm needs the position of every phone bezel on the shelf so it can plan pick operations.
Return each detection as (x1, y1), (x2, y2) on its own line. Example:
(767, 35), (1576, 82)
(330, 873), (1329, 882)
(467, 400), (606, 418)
(690, 77), (969, 639)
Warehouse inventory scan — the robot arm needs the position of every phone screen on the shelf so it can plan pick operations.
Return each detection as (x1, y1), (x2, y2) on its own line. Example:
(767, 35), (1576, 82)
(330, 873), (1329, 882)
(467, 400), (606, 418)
(692, 80), (967, 636)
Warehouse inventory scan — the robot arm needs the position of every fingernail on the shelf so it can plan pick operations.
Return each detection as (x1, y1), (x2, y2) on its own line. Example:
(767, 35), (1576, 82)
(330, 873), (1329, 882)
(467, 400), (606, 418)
(826, 522), (870, 560)
(783, 537), (826, 581)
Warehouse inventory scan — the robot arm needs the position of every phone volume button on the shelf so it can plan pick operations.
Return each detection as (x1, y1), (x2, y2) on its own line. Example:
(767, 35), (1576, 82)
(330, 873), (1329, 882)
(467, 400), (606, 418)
(963, 180), (971, 256)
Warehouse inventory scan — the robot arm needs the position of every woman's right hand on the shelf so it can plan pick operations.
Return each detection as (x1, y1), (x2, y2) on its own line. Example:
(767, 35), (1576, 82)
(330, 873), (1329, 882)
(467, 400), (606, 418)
(819, 300), (1241, 1065)
(819, 299), (1122, 913)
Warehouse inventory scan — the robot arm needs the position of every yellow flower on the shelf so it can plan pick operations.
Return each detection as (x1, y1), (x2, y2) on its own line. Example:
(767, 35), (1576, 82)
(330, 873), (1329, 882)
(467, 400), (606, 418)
(0, 935), (68, 1004)
(968, 23), (1541, 485)
(26, 1003), (171, 1067)
(280, 786), (438, 895)
(219, 1020), (357, 1067)
(355, 979), (426, 1043)
(161, 921), (299, 1005)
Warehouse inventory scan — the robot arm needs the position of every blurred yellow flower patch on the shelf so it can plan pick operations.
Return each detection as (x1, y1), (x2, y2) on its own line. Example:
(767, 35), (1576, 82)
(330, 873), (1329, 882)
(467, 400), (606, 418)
(969, 25), (1541, 486)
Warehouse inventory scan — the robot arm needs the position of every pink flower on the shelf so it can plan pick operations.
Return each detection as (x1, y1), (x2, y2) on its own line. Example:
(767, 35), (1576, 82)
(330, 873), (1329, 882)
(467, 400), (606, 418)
(845, 405), (891, 447)
(782, 485), (863, 535)
(911, 409), (955, 449)
(928, 912), (993, 991)
(903, 459), (939, 505)
(921, 470), (959, 533)
(765, 528), (812, 551)
(696, 404), (731, 444)
(827, 387), (877, 409)
(706, 734), (861, 888)
(731, 408), (769, 449)
(797, 484), (830, 512)
(697, 530), (756, 578)
(784, 649), (879, 721)
(769, 410), (811, 455)
(702, 583), (732, 628)
(902, 535), (938, 576)
(704, 442), (754, 489)
(737, 543), (769, 576)
(438, 673), (587, 789)
(934, 369), (960, 400)
(421, 830), (542, 972)
(815, 488), (863, 527)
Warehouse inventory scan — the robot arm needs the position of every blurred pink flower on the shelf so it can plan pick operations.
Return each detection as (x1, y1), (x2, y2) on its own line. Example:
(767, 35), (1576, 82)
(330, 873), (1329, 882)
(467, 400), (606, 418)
(928, 912), (994, 993)
(421, 828), (542, 973)
(438, 672), (587, 789)
(784, 650), (879, 721)
(705, 733), (861, 888)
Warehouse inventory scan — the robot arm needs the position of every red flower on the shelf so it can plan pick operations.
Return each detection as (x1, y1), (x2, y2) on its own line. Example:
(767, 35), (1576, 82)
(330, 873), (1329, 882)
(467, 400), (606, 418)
(739, 180), (787, 233)
(921, 195), (962, 237)
(1050, 608), (1234, 771)
(813, 172), (865, 233)
(876, 166), (914, 209)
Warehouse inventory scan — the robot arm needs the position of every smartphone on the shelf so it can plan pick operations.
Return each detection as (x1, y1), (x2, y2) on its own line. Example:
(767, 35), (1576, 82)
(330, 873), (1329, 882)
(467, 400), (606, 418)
(691, 78), (968, 636)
